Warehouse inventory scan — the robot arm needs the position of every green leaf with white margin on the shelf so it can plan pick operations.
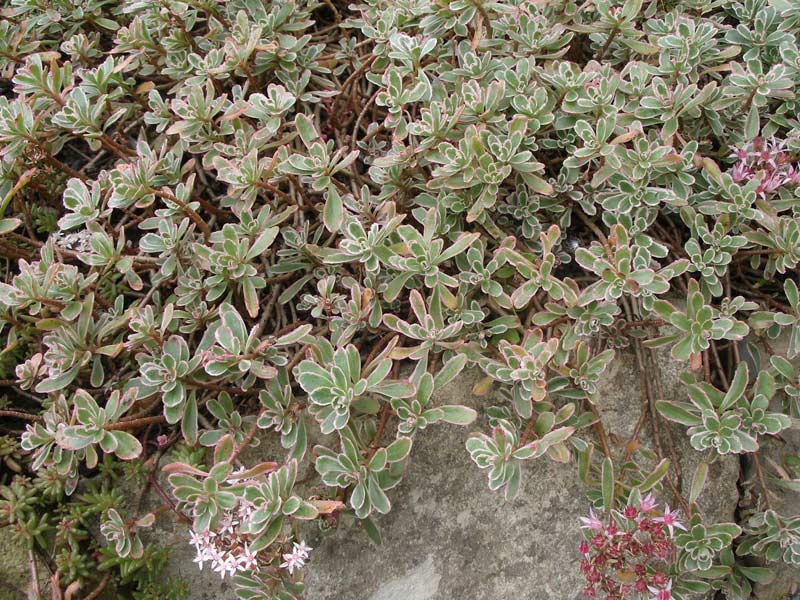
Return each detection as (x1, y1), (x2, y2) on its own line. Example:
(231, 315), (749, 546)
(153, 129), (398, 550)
(35, 365), (82, 394)
(719, 362), (748, 412)
(372, 380), (415, 398)
(368, 448), (388, 471)
(639, 458), (669, 492)
(291, 500), (319, 520)
(0, 218), (21, 234)
(602, 456), (614, 512)
(214, 434), (234, 463)
(539, 426), (575, 446)
(246, 226), (279, 260)
(242, 278), (259, 318)
(367, 476), (391, 514)
(323, 186), (343, 233)
(437, 232), (480, 263)
(656, 401), (702, 426)
(111, 431), (142, 460)
(689, 461), (708, 503)
(737, 566), (775, 584)
(433, 353), (468, 388)
(519, 171), (553, 195)
(249, 515), (285, 553)
(385, 437), (412, 462)
(744, 104), (760, 140)
(295, 113), (318, 149)
(275, 323), (313, 346)
(438, 405), (477, 425)
(182, 394), (198, 444)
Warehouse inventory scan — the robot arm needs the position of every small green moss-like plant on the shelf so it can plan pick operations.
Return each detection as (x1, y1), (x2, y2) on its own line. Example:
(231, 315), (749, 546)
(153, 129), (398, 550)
(1, 0), (800, 598)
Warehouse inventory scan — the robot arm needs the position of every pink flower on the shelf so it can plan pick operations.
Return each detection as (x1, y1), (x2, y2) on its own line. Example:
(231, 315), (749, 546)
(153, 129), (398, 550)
(578, 502), (677, 598)
(654, 505), (686, 536)
(200, 546), (223, 572)
(294, 540), (312, 557)
(758, 172), (783, 196)
(238, 499), (256, 520)
(729, 146), (748, 161)
(648, 578), (673, 600)
(209, 551), (239, 579)
(754, 148), (775, 167)
(579, 508), (604, 531)
(280, 554), (304, 574)
(728, 136), (798, 195)
(781, 165), (797, 185)
(639, 493), (657, 513)
(280, 541), (312, 575)
(767, 137), (788, 159)
(189, 528), (218, 568)
(221, 553), (240, 578)
(219, 513), (238, 536)
(731, 160), (750, 183)
(237, 544), (259, 571)
(189, 529), (212, 547)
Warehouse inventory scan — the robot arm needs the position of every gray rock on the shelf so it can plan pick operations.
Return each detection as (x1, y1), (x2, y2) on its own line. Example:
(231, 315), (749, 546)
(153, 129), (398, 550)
(0, 524), (37, 600)
(302, 368), (588, 600)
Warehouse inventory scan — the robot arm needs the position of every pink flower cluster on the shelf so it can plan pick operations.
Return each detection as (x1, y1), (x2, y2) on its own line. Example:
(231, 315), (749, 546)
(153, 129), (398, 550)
(578, 495), (684, 600)
(729, 137), (799, 197)
(280, 541), (312, 574)
(189, 501), (261, 579)
(188, 497), (312, 580)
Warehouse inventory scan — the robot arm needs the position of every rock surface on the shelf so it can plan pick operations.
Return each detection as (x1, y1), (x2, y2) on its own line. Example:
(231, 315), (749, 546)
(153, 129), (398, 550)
(0, 524), (35, 600)
(302, 368), (588, 600)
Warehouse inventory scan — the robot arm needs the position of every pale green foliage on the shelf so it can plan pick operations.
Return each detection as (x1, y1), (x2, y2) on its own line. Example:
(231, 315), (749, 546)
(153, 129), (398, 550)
(0, 0), (799, 598)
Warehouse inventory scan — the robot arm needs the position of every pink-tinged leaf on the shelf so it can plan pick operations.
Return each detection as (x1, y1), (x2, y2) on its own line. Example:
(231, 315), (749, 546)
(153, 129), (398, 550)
(227, 461), (280, 480)
(112, 431), (142, 460)
(214, 434), (234, 463)
(161, 462), (209, 477)
(310, 499), (346, 515)
(0, 218), (21, 235)
(136, 512), (156, 528)
(242, 278), (259, 318)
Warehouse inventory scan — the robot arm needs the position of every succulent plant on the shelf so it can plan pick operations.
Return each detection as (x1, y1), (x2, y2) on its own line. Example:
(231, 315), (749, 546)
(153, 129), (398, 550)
(1, 0), (800, 598)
